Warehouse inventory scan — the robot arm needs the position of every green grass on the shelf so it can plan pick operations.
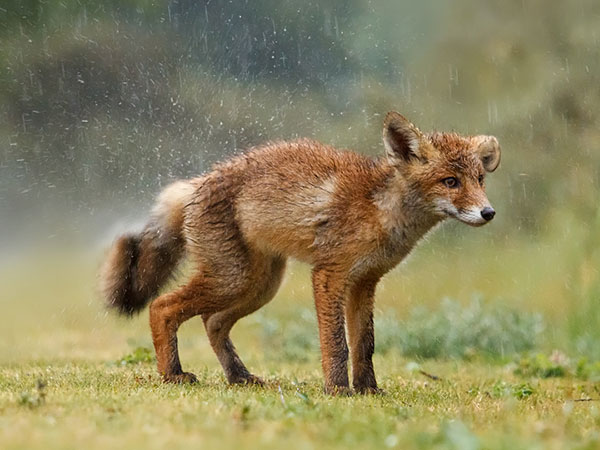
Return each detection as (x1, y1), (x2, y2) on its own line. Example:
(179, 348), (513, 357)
(2, 227), (600, 449)
(2, 359), (600, 449)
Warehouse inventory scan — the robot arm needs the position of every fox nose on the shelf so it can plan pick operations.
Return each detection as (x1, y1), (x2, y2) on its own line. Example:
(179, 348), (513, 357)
(480, 207), (496, 221)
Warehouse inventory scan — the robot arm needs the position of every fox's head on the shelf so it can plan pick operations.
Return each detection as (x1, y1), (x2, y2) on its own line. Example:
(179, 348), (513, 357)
(383, 111), (501, 227)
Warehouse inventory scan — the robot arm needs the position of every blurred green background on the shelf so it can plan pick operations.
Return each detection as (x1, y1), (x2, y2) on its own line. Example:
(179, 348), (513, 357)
(1, 0), (599, 364)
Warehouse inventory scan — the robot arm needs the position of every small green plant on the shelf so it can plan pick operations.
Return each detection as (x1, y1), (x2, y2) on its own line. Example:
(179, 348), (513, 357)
(490, 381), (511, 398)
(512, 383), (535, 399)
(514, 351), (569, 378)
(514, 351), (600, 381)
(18, 379), (47, 408)
(116, 347), (155, 366)
(491, 381), (535, 399)
(574, 358), (600, 381)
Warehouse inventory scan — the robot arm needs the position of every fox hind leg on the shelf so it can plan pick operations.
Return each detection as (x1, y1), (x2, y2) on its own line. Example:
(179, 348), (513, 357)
(149, 277), (213, 384)
(149, 253), (285, 385)
(148, 174), (289, 385)
(202, 255), (286, 385)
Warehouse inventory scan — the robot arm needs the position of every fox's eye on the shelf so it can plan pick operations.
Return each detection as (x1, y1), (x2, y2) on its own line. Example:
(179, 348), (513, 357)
(478, 174), (485, 185)
(442, 177), (459, 188)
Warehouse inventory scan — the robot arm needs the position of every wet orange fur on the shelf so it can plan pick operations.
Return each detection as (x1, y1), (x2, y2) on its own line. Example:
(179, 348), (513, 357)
(100, 112), (501, 394)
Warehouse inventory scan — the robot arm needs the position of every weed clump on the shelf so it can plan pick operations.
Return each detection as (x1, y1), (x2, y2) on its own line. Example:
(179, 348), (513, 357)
(514, 351), (569, 378)
(376, 298), (544, 359)
(514, 351), (600, 381)
(115, 346), (155, 366)
(18, 379), (47, 408)
(491, 381), (535, 399)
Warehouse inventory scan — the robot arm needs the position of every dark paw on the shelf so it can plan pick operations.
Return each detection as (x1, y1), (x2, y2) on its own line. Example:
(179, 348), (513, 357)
(354, 385), (386, 395)
(324, 385), (353, 396)
(163, 372), (198, 384)
(245, 374), (266, 386)
(230, 374), (266, 387)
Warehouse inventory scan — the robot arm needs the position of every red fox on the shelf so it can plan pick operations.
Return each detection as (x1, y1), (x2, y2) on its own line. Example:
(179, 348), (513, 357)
(100, 112), (500, 395)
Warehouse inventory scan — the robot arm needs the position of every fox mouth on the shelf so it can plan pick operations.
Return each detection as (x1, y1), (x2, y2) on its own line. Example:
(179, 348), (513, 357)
(451, 208), (489, 227)
(434, 199), (490, 227)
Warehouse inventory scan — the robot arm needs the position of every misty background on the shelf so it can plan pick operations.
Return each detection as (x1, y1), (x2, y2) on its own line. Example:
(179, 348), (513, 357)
(1, 0), (600, 362)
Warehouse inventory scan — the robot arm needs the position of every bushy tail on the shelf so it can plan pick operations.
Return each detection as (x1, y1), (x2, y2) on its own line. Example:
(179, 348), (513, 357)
(100, 181), (195, 316)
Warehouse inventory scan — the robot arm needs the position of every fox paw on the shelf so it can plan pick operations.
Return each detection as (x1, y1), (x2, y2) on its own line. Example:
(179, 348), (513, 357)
(354, 386), (386, 396)
(324, 385), (353, 396)
(163, 372), (198, 384)
(230, 374), (266, 387)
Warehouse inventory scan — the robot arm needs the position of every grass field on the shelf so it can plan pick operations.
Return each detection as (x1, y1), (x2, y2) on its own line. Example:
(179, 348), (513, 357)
(2, 224), (600, 449)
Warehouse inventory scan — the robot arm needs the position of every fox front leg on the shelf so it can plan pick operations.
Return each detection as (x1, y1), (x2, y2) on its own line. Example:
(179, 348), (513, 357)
(312, 267), (352, 395)
(346, 277), (382, 394)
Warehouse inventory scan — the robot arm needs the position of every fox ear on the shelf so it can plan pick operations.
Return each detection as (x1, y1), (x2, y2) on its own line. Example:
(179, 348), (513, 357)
(383, 112), (425, 163)
(472, 135), (501, 172)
